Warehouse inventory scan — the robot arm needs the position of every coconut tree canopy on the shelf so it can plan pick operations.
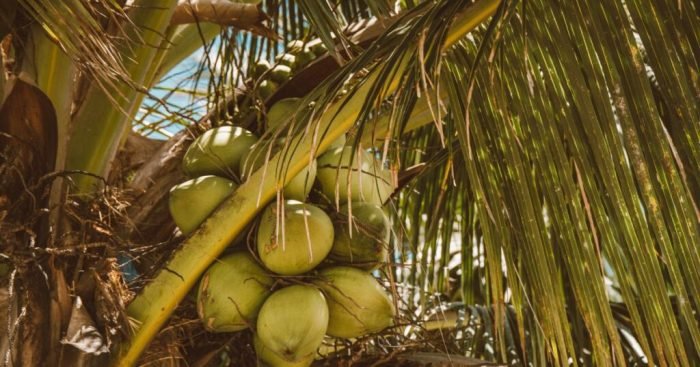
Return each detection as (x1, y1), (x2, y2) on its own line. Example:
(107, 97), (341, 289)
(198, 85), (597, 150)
(0, 0), (698, 366)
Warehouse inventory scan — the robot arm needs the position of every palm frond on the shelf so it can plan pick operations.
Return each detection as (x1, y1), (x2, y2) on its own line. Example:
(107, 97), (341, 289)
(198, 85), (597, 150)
(295, 0), (351, 60)
(383, 0), (700, 365)
(16, 0), (131, 92)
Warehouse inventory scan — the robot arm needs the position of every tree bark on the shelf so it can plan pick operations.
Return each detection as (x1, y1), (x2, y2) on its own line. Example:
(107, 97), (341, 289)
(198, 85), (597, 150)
(17, 270), (50, 367)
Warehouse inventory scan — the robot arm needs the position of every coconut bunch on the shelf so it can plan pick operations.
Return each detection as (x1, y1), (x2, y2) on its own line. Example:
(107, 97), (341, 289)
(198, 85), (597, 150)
(168, 59), (398, 366)
(249, 39), (326, 99)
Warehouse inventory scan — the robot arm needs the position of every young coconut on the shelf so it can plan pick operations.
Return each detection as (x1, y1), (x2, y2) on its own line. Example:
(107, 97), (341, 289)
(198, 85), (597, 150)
(295, 48), (315, 68)
(285, 40), (305, 53)
(269, 64), (293, 84)
(256, 285), (328, 363)
(254, 335), (314, 367)
(316, 147), (394, 206)
(274, 53), (298, 70)
(286, 40), (315, 67)
(251, 59), (271, 80)
(266, 98), (301, 131)
(240, 140), (316, 201)
(256, 200), (333, 275)
(310, 42), (327, 57)
(182, 126), (258, 178)
(315, 266), (395, 339)
(196, 252), (273, 332)
(330, 202), (390, 269)
(169, 175), (237, 235)
(259, 80), (278, 99)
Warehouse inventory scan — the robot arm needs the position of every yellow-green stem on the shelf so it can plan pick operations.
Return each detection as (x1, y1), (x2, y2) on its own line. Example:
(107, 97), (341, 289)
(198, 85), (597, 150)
(116, 1), (500, 365)
(65, 0), (178, 193)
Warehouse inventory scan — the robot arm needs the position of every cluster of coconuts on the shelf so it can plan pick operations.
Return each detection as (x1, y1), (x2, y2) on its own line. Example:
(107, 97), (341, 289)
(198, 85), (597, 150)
(250, 40), (326, 99)
(169, 49), (396, 367)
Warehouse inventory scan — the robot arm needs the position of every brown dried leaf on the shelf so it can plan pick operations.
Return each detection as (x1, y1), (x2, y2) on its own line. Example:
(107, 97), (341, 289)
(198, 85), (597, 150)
(0, 77), (57, 212)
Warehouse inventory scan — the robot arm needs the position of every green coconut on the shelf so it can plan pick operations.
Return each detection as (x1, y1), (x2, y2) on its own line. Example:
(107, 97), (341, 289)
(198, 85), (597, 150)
(330, 202), (390, 269)
(316, 147), (394, 206)
(275, 53), (298, 70)
(196, 252), (273, 332)
(169, 175), (237, 235)
(267, 98), (302, 131)
(259, 80), (278, 99)
(270, 64), (293, 84)
(257, 200), (334, 275)
(310, 42), (327, 57)
(295, 49), (315, 68)
(254, 335), (314, 367)
(257, 285), (328, 363)
(315, 266), (395, 339)
(251, 59), (271, 80)
(182, 126), (258, 178)
(286, 40), (305, 53)
(240, 141), (317, 201)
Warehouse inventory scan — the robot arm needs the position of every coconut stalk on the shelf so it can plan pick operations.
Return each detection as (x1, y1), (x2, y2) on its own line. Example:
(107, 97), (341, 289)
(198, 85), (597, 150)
(65, 0), (178, 193)
(115, 1), (501, 365)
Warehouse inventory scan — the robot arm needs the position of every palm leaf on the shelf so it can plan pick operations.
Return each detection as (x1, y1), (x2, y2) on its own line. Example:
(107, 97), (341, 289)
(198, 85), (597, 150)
(388, 0), (700, 365)
(16, 0), (131, 92)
